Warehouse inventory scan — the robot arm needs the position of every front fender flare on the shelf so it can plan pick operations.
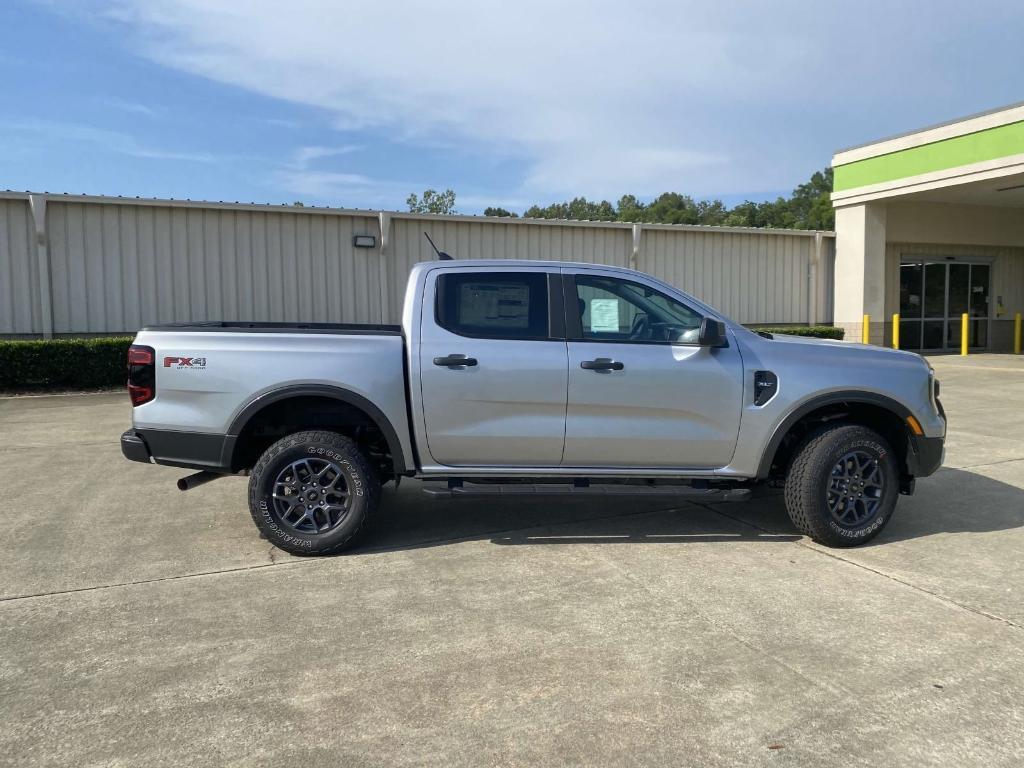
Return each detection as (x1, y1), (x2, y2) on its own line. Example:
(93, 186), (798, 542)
(756, 390), (913, 479)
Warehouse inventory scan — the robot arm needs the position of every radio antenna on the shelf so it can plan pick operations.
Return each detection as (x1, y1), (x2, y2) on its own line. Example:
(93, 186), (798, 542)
(423, 232), (453, 260)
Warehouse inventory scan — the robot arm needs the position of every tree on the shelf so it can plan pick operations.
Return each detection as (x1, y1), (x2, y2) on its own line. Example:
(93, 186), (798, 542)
(484, 207), (518, 218)
(718, 168), (833, 230)
(524, 196), (616, 221)
(517, 166), (835, 230)
(788, 167), (834, 230)
(407, 188), (457, 215)
(524, 202), (566, 219)
(616, 194), (646, 222)
(643, 193), (702, 225)
(695, 199), (729, 226)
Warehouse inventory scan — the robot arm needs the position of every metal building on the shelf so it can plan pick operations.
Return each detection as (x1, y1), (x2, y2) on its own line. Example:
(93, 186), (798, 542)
(1, 191), (835, 338)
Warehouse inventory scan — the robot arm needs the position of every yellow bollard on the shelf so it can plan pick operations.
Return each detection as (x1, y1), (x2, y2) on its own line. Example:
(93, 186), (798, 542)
(1016, 312), (1022, 355)
(892, 313), (900, 349)
(961, 313), (969, 356)
(862, 314), (870, 344)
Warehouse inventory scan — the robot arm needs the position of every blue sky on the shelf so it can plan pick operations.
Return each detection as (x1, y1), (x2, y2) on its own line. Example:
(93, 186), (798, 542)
(2, 1), (1022, 214)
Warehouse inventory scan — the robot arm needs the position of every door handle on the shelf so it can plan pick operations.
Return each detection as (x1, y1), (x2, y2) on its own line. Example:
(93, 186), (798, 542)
(433, 354), (478, 367)
(580, 358), (624, 371)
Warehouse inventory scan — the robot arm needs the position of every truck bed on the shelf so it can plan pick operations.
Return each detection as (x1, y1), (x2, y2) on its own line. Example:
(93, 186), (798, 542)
(129, 323), (414, 472)
(143, 321), (402, 335)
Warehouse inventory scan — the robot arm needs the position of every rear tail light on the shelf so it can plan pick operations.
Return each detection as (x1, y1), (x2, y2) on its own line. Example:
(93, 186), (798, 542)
(127, 344), (155, 406)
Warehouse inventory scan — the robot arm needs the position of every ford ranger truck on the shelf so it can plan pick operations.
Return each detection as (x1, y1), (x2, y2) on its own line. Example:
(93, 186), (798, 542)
(121, 260), (945, 555)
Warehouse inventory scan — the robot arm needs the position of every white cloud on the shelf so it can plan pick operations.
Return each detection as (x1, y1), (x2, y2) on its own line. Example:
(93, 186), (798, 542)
(524, 147), (726, 201)
(103, 97), (161, 117)
(7, 118), (218, 163)
(72, 1), (1024, 200)
(258, 116), (301, 129)
(274, 169), (419, 208)
(276, 169), (372, 195)
(289, 144), (363, 170)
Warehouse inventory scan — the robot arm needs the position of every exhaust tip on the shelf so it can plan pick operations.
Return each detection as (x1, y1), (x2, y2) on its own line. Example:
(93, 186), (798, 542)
(177, 470), (221, 491)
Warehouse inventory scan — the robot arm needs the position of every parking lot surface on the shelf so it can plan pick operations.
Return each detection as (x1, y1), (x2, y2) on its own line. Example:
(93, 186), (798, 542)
(2, 354), (1023, 767)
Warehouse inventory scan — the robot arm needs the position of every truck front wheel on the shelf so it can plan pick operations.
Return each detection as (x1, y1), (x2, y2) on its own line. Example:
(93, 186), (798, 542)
(783, 424), (899, 547)
(247, 430), (380, 555)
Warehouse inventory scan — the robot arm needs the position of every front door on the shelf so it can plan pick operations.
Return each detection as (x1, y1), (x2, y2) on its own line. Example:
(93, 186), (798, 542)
(898, 260), (991, 351)
(418, 268), (568, 467)
(561, 269), (744, 469)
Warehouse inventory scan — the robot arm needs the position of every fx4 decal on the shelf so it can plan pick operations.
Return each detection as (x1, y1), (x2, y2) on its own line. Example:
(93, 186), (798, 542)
(163, 356), (207, 369)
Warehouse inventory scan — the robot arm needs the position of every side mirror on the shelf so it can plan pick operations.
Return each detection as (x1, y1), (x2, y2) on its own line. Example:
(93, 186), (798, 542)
(698, 317), (727, 347)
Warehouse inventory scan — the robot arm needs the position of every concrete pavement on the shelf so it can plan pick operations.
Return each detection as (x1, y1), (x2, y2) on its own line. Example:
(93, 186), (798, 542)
(1, 354), (1022, 766)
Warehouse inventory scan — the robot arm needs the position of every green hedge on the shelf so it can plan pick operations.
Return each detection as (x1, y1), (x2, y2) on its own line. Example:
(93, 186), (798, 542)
(747, 325), (845, 340)
(0, 337), (134, 391)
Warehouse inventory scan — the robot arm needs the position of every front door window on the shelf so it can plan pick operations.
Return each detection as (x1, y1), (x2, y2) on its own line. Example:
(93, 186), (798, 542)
(575, 274), (703, 344)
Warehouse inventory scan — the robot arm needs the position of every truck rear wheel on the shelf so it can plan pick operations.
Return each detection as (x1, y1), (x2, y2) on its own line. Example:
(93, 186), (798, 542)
(247, 430), (380, 555)
(783, 424), (898, 547)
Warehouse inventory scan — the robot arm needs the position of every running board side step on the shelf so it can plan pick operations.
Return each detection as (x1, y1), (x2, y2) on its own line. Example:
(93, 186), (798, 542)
(422, 482), (750, 501)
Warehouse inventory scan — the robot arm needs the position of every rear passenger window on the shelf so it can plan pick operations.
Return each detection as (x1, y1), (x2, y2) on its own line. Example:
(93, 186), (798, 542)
(436, 272), (549, 339)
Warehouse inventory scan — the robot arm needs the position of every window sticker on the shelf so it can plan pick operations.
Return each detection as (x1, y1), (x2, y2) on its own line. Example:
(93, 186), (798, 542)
(589, 298), (620, 332)
(459, 282), (530, 328)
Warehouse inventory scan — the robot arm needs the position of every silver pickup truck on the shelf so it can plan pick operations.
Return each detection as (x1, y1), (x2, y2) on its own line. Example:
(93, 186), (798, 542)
(122, 259), (945, 554)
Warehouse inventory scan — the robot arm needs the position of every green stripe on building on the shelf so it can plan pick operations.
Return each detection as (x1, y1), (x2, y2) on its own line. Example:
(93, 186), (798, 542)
(833, 120), (1024, 192)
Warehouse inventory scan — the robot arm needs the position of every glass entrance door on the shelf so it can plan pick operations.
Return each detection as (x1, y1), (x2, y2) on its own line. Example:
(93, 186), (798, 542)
(898, 260), (990, 351)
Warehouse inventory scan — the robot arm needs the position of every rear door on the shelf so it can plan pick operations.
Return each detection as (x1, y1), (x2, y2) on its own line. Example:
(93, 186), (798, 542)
(418, 267), (568, 467)
(561, 268), (744, 469)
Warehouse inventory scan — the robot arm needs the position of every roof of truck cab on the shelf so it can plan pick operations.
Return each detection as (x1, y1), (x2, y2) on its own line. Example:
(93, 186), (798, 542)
(416, 259), (629, 269)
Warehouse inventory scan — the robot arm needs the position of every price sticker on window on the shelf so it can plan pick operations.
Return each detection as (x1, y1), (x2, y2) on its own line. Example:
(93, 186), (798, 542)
(590, 299), (620, 332)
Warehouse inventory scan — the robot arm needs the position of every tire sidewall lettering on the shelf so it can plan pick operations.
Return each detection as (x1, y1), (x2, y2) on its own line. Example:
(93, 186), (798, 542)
(306, 446), (364, 496)
(823, 438), (893, 538)
(258, 499), (314, 548)
(828, 513), (886, 538)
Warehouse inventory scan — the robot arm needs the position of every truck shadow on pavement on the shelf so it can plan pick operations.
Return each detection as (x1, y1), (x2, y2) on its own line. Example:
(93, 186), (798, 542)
(863, 465), (1024, 546)
(355, 466), (1022, 552)
(708, 466), (1024, 548)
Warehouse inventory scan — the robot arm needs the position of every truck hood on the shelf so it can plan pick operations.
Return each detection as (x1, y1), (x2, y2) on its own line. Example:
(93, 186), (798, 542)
(754, 330), (925, 364)
(768, 332), (849, 348)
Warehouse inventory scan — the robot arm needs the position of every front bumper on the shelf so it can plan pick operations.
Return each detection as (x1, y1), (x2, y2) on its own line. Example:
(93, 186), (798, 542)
(907, 434), (944, 478)
(121, 429), (152, 464)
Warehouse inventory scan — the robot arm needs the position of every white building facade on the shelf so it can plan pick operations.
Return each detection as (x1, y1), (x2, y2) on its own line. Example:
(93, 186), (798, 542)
(832, 102), (1024, 352)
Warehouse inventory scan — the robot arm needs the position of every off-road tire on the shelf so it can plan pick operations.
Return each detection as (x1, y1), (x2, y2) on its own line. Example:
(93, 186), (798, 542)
(784, 424), (898, 548)
(248, 430), (379, 556)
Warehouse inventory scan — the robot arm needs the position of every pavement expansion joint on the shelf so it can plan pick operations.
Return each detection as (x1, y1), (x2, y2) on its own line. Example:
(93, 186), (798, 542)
(952, 456), (1024, 470)
(0, 506), (684, 604)
(0, 560), (307, 604)
(700, 502), (1022, 632)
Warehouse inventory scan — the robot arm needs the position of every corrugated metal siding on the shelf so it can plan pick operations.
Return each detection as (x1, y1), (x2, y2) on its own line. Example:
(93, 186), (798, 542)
(0, 198), (38, 334)
(636, 229), (832, 324)
(0, 193), (836, 335)
(45, 202), (382, 333)
(384, 217), (635, 323)
(816, 237), (835, 324)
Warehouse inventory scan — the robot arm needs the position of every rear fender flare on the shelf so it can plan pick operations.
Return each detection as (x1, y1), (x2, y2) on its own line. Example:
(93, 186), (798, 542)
(226, 384), (408, 473)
